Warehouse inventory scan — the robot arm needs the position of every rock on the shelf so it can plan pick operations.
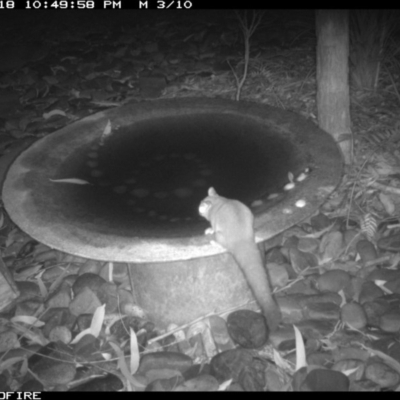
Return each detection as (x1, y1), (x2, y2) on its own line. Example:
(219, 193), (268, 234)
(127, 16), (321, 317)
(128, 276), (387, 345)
(72, 273), (106, 296)
(110, 316), (151, 337)
(372, 338), (400, 364)
(378, 232), (400, 252)
(173, 374), (219, 391)
(0, 373), (10, 391)
(28, 342), (76, 387)
(365, 361), (400, 388)
(210, 349), (253, 382)
(379, 313), (400, 333)
(138, 352), (192, 375)
(42, 264), (80, 282)
(15, 300), (43, 316)
(319, 231), (344, 262)
(265, 248), (287, 264)
(268, 326), (295, 351)
(341, 302), (367, 330)
(69, 287), (102, 316)
(227, 310), (269, 349)
(343, 229), (361, 256)
(385, 278), (400, 295)
(332, 347), (369, 363)
(0, 330), (19, 353)
(301, 368), (350, 391)
(15, 281), (41, 302)
(289, 247), (318, 272)
(33, 248), (58, 263)
(265, 363), (289, 391)
(267, 262), (289, 288)
(145, 376), (184, 391)
(41, 307), (76, 338)
(70, 374), (123, 391)
(295, 320), (337, 340)
(356, 240), (378, 263)
(359, 281), (385, 304)
(316, 270), (352, 293)
(276, 296), (303, 323)
(366, 269), (400, 282)
(19, 379), (43, 392)
(278, 293), (341, 324)
(238, 357), (268, 391)
(332, 359), (365, 381)
(160, 332), (181, 354)
(79, 259), (104, 275)
(282, 277), (319, 295)
(363, 298), (395, 327)
(183, 364), (211, 381)
(63, 274), (78, 287)
(292, 366), (309, 391)
(225, 382), (244, 391)
(74, 314), (93, 332)
(109, 316), (155, 349)
(305, 301), (341, 321)
(281, 236), (299, 257)
(97, 281), (119, 313)
(45, 281), (71, 309)
(0, 345), (41, 364)
(350, 379), (380, 391)
(70, 273), (118, 313)
(310, 213), (331, 230)
(73, 334), (102, 361)
(48, 326), (72, 344)
(307, 352), (334, 369)
(297, 237), (319, 253)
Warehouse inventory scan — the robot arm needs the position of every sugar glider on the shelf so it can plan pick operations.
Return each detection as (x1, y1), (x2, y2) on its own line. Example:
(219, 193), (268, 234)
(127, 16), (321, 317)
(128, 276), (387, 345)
(199, 187), (281, 331)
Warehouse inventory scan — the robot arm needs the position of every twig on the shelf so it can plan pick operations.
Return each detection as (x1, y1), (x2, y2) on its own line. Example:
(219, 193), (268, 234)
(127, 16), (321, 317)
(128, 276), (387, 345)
(126, 263), (138, 304)
(233, 10), (264, 101)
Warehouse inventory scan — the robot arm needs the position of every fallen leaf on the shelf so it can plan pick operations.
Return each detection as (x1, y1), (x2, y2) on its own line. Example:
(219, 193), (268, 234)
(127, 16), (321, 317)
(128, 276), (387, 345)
(379, 192), (395, 215)
(49, 178), (91, 185)
(90, 304), (105, 338)
(11, 316), (45, 327)
(295, 325), (307, 371)
(43, 109), (67, 119)
(130, 327), (140, 374)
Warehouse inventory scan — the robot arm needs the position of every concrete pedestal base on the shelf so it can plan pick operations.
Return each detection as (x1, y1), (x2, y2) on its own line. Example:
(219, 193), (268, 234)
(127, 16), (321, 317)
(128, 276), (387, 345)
(130, 251), (260, 328)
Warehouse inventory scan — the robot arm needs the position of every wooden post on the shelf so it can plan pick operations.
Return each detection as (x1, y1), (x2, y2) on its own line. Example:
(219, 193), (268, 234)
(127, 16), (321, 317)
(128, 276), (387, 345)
(316, 10), (352, 164)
